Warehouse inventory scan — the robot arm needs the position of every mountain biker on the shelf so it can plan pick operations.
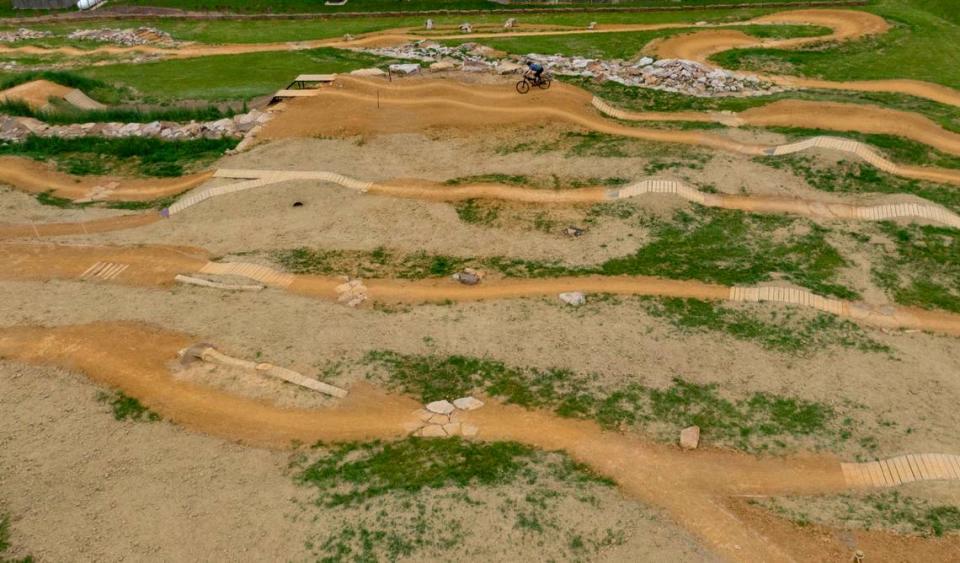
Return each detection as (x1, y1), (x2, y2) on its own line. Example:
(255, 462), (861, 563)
(526, 60), (544, 84)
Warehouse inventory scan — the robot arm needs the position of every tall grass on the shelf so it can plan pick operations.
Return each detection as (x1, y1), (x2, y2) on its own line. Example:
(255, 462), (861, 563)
(0, 98), (239, 125)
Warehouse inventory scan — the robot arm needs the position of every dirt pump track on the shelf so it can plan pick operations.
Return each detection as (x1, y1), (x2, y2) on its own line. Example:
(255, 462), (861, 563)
(261, 76), (960, 187)
(2, 320), (959, 562)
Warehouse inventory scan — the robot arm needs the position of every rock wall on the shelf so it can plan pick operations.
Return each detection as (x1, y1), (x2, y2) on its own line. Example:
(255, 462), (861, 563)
(0, 109), (271, 143)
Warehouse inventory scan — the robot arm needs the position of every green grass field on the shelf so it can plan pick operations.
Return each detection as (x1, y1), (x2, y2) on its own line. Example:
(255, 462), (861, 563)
(79, 48), (390, 101)
(713, 0), (960, 89)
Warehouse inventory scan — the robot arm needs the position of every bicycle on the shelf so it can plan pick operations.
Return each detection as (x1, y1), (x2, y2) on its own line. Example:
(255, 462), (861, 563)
(516, 71), (552, 94)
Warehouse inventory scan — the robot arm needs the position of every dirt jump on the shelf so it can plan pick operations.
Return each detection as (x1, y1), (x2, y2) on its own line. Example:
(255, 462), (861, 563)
(1, 320), (958, 561)
(0, 79), (105, 110)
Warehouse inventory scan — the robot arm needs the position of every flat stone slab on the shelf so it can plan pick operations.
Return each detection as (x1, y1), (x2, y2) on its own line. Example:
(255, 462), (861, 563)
(418, 424), (447, 438)
(453, 396), (484, 411)
(559, 292), (587, 306)
(425, 400), (456, 415)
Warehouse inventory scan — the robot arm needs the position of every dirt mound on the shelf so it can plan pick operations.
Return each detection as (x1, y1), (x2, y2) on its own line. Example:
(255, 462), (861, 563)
(0, 79), (74, 109)
(0, 79), (105, 110)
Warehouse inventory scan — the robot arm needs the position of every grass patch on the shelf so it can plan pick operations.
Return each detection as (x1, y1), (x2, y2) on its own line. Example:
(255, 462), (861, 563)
(454, 199), (501, 225)
(642, 297), (890, 354)
(757, 155), (960, 213)
(292, 437), (620, 561)
(444, 173), (530, 186)
(0, 135), (236, 177)
(600, 207), (857, 299)
(466, 24), (824, 60)
(35, 190), (181, 210)
(273, 247), (576, 280)
(296, 438), (609, 507)
(711, 1), (960, 90)
(80, 48), (393, 102)
(443, 173), (629, 189)
(96, 389), (161, 422)
(0, 514), (32, 563)
(0, 98), (239, 126)
(364, 351), (870, 453)
(871, 222), (960, 312)
(755, 491), (960, 537)
(274, 206), (857, 298)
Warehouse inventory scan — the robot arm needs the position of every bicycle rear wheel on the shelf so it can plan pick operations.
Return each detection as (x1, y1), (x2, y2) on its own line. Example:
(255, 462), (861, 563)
(538, 78), (552, 90)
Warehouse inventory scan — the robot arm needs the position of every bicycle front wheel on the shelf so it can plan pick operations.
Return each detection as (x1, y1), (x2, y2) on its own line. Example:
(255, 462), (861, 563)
(516, 80), (530, 94)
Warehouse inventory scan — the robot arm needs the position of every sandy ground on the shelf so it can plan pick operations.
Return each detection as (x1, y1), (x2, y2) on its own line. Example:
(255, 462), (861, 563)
(0, 361), (312, 562)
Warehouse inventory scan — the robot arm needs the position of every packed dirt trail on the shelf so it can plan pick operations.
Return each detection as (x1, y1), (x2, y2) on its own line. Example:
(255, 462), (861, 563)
(0, 156), (212, 201)
(596, 97), (960, 157)
(260, 77), (960, 186)
(1, 320), (958, 562)
(649, 9), (890, 63)
(8, 169), (960, 243)
(5, 241), (960, 338)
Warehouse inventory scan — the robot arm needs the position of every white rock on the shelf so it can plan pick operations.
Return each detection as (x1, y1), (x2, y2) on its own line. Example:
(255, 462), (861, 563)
(680, 426), (700, 450)
(558, 292), (586, 306)
(425, 400), (456, 415)
(418, 424), (447, 438)
(453, 396), (484, 411)
(389, 63), (421, 75)
(496, 62), (522, 75)
(429, 61), (456, 72)
(638, 57), (654, 66)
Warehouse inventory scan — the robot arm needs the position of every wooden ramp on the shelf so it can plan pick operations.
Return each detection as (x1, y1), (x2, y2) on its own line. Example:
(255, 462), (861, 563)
(271, 74), (337, 104)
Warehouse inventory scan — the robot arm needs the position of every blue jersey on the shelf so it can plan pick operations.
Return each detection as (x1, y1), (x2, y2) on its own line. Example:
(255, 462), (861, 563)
(528, 62), (543, 72)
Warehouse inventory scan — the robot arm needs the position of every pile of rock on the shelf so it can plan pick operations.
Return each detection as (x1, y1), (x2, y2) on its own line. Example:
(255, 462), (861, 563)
(407, 396), (484, 438)
(0, 28), (52, 42)
(359, 41), (783, 97)
(0, 108), (271, 143)
(527, 54), (782, 97)
(67, 27), (176, 47)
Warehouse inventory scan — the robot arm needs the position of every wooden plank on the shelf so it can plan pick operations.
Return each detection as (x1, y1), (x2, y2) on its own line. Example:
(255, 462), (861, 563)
(295, 74), (337, 82)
